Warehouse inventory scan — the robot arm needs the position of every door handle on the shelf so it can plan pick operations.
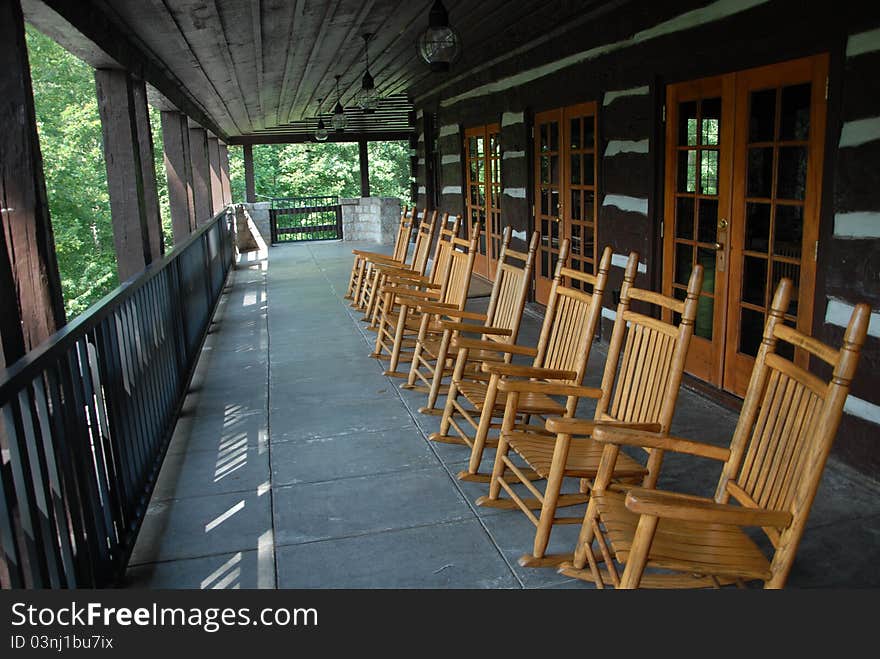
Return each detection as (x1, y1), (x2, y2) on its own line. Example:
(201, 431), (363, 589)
(713, 242), (723, 251)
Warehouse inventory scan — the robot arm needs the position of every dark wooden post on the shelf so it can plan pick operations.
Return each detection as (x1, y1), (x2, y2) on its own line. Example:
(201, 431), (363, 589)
(359, 138), (370, 198)
(160, 110), (196, 244)
(219, 142), (231, 205)
(0, 0), (66, 354)
(0, 213), (26, 368)
(243, 143), (256, 203)
(207, 135), (224, 212)
(95, 68), (160, 281)
(189, 125), (213, 224)
(131, 78), (163, 258)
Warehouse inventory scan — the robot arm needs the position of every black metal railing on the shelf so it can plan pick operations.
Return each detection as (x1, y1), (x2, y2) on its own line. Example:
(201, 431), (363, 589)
(0, 209), (235, 588)
(269, 195), (342, 243)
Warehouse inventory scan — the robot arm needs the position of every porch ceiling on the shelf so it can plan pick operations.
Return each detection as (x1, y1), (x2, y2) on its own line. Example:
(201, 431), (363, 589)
(22, 0), (622, 142)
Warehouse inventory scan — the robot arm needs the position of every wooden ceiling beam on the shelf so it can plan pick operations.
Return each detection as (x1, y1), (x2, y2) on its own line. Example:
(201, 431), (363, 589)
(229, 130), (412, 145)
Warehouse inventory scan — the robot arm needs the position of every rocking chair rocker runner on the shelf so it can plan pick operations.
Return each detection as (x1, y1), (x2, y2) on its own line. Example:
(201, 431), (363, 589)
(356, 209), (439, 322)
(555, 278), (869, 588)
(404, 228), (540, 415)
(430, 241), (616, 486)
(346, 205), (415, 303)
(371, 220), (479, 378)
(477, 256), (704, 569)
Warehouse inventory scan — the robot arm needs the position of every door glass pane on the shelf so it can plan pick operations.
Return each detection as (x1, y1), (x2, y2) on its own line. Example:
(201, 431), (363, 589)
(550, 155), (559, 184)
(695, 295), (714, 340)
(777, 146), (807, 200)
(698, 198), (718, 243)
(675, 242), (692, 286)
(700, 150), (719, 194)
(571, 189), (581, 220)
(780, 83), (811, 141)
(747, 147), (773, 198)
(571, 224), (581, 256)
(745, 202), (771, 252)
(678, 150), (697, 193)
(583, 153), (595, 185)
(739, 307), (765, 357)
(584, 191), (595, 221)
(749, 89), (776, 142)
(540, 124), (549, 152)
(679, 101), (698, 146)
(584, 117), (595, 147)
(742, 256), (768, 306)
(676, 197), (694, 240)
(540, 156), (550, 184)
(570, 118), (581, 150)
(774, 205), (803, 258)
(476, 137), (484, 156)
(570, 154), (581, 185)
(697, 247), (717, 293)
(771, 261), (800, 315)
(584, 223), (595, 258)
(549, 122), (559, 151)
(701, 97), (721, 145)
(540, 190), (548, 215)
(550, 191), (559, 216)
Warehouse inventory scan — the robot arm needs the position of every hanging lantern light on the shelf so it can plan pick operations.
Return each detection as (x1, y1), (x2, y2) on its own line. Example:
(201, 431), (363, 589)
(418, 1), (461, 72)
(314, 99), (329, 141)
(357, 33), (380, 113)
(332, 74), (347, 131)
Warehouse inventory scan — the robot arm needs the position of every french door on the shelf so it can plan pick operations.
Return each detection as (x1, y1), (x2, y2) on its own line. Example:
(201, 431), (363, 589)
(533, 102), (598, 303)
(663, 55), (827, 396)
(465, 124), (502, 279)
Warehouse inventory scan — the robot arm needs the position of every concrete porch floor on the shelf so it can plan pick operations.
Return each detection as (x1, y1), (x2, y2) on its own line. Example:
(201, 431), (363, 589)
(125, 240), (880, 589)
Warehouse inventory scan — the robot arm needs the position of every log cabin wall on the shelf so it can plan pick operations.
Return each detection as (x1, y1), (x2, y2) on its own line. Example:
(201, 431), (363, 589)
(411, 0), (880, 477)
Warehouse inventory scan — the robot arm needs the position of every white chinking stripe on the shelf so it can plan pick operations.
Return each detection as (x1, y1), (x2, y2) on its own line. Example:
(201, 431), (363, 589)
(611, 253), (647, 274)
(503, 188), (527, 198)
(844, 395), (880, 425)
(418, 186), (426, 194)
(605, 139), (650, 157)
(441, 154), (460, 165)
(442, 186), (461, 195)
(839, 117), (880, 148)
(834, 211), (880, 239)
(824, 297), (880, 338)
(511, 230), (527, 241)
(418, 133), (424, 143)
(603, 86), (650, 106)
(502, 112), (525, 127)
(417, 158), (425, 165)
(602, 307), (617, 321)
(439, 124), (460, 137)
(603, 194), (649, 216)
(503, 150), (526, 160)
(846, 28), (880, 58)
(440, 0), (768, 108)
(416, 109), (424, 119)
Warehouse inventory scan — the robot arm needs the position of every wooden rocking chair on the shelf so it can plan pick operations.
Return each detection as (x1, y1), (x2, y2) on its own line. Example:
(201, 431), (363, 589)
(356, 209), (439, 322)
(402, 229), (540, 416)
(476, 256), (704, 568)
(345, 205), (414, 303)
(555, 279), (870, 588)
(370, 220), (479, 378)
(364, 213), (461, 333)
(430, 241), (615, 485)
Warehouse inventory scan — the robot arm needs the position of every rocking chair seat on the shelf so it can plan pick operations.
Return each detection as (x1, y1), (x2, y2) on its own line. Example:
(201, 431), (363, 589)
(505, 433), (647, 480)
(592, 490), (771, 581)
(457, 381), (566, 415)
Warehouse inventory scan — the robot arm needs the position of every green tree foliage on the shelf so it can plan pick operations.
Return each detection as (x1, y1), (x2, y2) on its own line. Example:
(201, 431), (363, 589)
(228, 140), (413, 202)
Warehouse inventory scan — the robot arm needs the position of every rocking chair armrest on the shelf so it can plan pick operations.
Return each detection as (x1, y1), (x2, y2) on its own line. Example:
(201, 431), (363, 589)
(451, 338), (538, 357)
(414, 302), (466, 316)
(498, 379), (603, 398)
(371, 263), (416, 275)
(382, 274), (436, 287)
(483, 363), (577, 381)
(544, 418), (664, 436)
(352, 248), (395, 259)
(437, 309), (488, 321)
(624, 488), (793, 529)
(438, 320), (511, 336)
(589, 425), (731, 462)
(383, 288), (441, 302)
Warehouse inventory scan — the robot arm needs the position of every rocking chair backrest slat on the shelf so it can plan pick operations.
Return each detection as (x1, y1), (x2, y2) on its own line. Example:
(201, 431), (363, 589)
(439, 222), (481, 310)
(480, 230), (539, 344)
(713, 279), (870, 587)
(410, 209), (439, 276)
(595, 258), (703, 466)
(533, 244), (613, 388)
(391, 207), (416, 263)
(428, 214), (461, 289)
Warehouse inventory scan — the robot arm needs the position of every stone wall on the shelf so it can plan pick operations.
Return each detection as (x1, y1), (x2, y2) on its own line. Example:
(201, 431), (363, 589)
(341, 197), (402, 244)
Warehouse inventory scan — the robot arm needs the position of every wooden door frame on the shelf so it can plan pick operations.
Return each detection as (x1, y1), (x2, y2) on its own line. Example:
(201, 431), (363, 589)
(533, 107), (565, 304)
(464, 123), (502, 279)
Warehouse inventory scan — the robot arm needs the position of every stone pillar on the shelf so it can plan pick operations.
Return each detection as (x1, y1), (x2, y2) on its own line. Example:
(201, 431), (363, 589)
(160, 110), (196, 243)
(95, 68), (162, 281)
(208, 135), (223, 212)
(243, 143), (256, 203)
(189, 125), (213, 224)
(0, 0), (66, 357)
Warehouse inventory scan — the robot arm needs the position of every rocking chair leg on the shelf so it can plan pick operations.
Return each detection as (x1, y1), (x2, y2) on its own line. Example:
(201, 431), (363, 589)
(425, 331), (453, 410)
(464, 374), (500, 478)
(618, 514), (658, 589)
(528, 435), (571, 562)
(387, 304), (409, 373)
(485, 392), (519, 501)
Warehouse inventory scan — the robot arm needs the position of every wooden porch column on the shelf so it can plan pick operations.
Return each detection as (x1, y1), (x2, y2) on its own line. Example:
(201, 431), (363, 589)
(0, 0), (66, 356)
(219, 142), (231, 205)
(132, 79), (163, 259)
(95, 69), (162, 281)
(359, 138), (370, 198)
(189, 125), (213, 224)
(160, 110), (196, 243)
(243, 143), (256, 203)
(207, 135), (224, 211)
